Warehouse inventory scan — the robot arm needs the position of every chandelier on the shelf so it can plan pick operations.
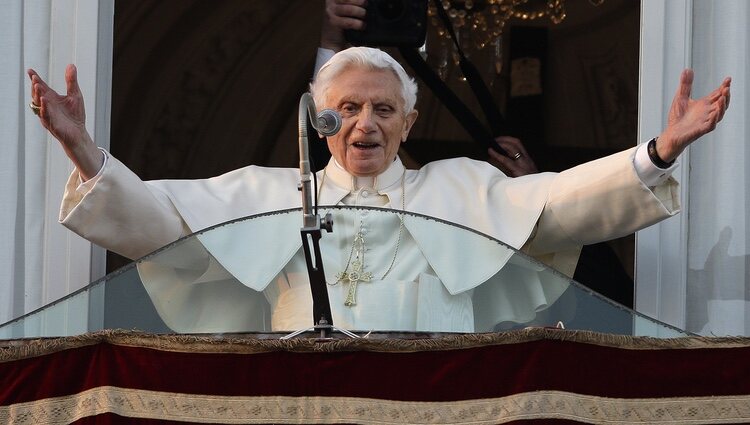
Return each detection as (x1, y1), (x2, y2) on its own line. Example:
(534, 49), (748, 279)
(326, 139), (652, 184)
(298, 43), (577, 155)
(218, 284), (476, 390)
(427, 0), (605, 76)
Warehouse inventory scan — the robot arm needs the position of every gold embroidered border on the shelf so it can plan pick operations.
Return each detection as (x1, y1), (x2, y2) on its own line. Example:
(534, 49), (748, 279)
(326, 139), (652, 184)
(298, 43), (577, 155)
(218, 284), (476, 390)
(4, 328), (750, 363)
(2, 386), (750, 425)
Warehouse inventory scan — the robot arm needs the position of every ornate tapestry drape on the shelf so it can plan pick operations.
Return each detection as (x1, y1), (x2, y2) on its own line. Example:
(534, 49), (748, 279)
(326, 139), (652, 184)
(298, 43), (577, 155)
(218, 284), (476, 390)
(3, 329), (750, 424)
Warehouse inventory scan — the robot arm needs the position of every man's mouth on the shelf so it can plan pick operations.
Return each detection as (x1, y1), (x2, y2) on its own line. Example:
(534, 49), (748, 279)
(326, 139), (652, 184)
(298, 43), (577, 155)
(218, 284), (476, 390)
(352, 142), (380, 149)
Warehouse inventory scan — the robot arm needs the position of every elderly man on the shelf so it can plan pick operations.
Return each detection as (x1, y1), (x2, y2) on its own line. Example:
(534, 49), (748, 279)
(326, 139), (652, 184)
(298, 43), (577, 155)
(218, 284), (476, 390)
(27, 46), (729, 333)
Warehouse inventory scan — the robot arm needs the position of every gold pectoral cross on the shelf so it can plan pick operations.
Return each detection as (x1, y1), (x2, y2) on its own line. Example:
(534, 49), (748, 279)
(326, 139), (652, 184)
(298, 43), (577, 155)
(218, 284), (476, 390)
(337, 259), (372, 306)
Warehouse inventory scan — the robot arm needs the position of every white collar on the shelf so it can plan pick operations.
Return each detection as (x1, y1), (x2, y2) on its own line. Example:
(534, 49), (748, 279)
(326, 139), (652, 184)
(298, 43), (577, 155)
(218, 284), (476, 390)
(325, 157), (405, 193)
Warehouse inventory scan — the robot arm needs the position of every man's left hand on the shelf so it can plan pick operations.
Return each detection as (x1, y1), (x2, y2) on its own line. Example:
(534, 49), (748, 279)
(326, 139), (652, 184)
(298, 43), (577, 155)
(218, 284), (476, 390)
(657, 69), (731, 162)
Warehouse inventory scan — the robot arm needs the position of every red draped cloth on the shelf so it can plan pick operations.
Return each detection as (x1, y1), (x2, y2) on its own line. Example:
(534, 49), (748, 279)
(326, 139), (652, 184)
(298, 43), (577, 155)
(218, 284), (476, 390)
(2, 329), (750, 424)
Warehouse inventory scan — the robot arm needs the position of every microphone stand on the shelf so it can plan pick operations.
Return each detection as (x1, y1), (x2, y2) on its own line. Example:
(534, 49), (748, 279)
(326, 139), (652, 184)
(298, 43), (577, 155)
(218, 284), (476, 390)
(282, 93), (359, 340)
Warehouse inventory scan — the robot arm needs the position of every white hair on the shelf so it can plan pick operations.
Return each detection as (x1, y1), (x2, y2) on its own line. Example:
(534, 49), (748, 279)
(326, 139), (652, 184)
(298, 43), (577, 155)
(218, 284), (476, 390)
(310, 47), (418, 114)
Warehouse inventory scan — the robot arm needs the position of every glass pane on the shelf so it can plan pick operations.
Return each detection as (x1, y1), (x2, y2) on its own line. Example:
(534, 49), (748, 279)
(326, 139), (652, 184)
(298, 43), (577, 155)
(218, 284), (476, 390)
(0, 207), (688, 338)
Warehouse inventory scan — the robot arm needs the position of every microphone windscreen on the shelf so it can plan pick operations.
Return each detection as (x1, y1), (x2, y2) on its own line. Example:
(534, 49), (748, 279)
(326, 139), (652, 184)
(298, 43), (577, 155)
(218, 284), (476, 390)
(316, 109), (342, 136)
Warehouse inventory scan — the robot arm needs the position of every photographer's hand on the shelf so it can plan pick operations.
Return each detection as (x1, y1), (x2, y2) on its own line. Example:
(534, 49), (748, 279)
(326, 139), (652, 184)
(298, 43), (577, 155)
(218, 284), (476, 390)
(321, 0), (367, 52)
(488, 136), (538, 177)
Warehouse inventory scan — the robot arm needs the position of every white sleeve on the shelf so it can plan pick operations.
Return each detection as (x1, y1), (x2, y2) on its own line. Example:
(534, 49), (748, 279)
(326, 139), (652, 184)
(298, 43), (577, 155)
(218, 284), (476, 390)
(60, 151), (188, 260)
(314, 48), (337, 78)
(75, 148), (108, 196)
(633, 142), (680, 187)
(524, 146), (680, 261)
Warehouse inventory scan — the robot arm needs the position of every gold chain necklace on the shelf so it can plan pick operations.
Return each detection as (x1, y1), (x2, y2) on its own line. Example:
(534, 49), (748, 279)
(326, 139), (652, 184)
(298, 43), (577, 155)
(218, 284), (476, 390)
(318, 168), (406, 307)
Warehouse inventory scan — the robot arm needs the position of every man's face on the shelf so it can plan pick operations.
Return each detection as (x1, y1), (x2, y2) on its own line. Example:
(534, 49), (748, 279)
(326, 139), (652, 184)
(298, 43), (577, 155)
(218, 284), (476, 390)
(323, 66), (418, 177)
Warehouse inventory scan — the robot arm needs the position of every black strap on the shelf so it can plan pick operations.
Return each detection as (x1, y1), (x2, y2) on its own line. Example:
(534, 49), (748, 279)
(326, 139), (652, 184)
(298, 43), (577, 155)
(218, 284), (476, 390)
(399, 47), (504, 154)
(399, 0), (508, 155)
(430, 0), (506, 136)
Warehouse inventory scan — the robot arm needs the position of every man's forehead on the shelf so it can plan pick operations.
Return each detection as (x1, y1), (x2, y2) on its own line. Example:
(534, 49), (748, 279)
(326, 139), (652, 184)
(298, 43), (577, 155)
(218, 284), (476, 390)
(333, 66), (399, 85)
(332, 92), (400, 105)
(326, 67), (403, 104)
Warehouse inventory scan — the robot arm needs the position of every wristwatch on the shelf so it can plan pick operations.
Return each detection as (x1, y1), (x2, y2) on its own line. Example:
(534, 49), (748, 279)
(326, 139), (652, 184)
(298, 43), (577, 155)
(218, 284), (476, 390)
(647, 137), (675, 169)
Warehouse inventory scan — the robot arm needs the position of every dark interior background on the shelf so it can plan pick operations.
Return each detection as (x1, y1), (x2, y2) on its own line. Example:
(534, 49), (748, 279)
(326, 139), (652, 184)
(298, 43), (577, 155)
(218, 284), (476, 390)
(108, 0), (640, 305)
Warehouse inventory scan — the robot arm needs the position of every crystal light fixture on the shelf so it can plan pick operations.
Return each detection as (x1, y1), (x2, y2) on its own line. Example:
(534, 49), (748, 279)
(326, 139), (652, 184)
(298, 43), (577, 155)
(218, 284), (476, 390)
(428, 0), (604, 77)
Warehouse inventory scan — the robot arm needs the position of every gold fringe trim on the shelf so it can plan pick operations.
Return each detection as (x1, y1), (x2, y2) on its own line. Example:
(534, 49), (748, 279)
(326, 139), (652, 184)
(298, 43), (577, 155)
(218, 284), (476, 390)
(4, 328), (750, 363)
(2, 386), (750, 425)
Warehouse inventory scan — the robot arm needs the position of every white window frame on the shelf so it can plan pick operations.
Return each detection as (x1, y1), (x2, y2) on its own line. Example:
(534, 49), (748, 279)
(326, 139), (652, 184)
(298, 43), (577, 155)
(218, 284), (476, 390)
(635, 0), (693, 330)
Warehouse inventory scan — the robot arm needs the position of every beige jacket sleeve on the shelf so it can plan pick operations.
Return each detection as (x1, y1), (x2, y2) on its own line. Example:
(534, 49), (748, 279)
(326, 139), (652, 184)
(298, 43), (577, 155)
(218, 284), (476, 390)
(59, 152), (189, 260)
(524, 147), (680, 276)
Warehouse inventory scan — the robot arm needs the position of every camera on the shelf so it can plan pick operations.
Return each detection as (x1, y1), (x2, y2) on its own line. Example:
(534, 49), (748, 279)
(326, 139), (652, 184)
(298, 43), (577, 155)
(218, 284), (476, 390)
(344, 0), (427, 48)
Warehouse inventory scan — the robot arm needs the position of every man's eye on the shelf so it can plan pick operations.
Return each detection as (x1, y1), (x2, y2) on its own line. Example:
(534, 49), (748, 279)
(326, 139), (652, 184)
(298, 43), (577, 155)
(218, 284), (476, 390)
(341, 105), (358, 115)
(376, 107), (394, 116)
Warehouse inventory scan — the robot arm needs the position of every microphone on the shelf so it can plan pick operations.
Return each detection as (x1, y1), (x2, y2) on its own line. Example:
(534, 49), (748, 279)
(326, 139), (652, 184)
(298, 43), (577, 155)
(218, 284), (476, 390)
(297, 93), (336, 333)
(315, 109), (342, 136)
(298, 93), (339, 228)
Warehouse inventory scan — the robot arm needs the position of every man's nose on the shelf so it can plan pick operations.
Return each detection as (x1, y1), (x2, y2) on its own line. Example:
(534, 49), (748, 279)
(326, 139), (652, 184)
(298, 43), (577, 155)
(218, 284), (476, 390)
(355, 108), (377, 133)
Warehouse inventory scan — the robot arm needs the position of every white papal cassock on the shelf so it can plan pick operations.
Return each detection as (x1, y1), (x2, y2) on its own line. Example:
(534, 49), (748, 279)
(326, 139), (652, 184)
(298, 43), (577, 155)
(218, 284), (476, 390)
(59, 147), (679, 333)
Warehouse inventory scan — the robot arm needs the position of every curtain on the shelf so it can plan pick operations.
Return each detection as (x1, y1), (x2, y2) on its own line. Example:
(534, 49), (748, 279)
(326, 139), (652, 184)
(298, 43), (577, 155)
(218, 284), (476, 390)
(0, 0), (51, 324)
(0, 0), (110, 329)
(686, 0), (750, 335)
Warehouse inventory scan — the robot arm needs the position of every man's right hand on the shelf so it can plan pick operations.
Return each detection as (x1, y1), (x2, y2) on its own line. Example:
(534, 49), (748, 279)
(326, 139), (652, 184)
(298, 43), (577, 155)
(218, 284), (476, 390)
(321, 0), (367, 52)
(28, 64), (103, 181)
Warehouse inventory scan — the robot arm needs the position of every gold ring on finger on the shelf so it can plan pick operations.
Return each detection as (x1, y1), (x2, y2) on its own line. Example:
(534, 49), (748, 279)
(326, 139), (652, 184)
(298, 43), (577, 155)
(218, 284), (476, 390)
(29, 102), (41, 116)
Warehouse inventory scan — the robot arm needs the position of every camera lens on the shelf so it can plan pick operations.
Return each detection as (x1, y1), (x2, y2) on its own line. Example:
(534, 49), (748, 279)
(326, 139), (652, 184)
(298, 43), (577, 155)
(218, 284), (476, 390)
(376, 0), (406, 22)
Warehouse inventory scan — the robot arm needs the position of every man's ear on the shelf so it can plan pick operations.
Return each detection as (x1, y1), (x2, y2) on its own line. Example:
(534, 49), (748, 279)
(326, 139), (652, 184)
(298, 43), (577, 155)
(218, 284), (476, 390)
(402, 109), (419, 141)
